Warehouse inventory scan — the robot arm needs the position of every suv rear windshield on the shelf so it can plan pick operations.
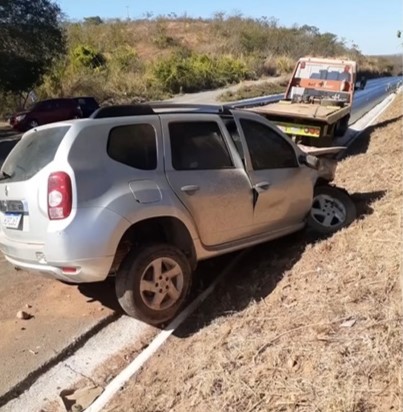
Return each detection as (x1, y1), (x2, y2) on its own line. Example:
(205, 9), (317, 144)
(1, 126), (69, 182)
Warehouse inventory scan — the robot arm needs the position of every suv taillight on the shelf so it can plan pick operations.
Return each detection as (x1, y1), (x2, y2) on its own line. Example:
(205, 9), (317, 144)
(48, 172), (72, 220)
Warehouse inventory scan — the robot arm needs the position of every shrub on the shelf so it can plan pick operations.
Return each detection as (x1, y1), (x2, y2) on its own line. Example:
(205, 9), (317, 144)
(152, 22), (181, 49)
(239, 27), (268, 54)
(262, 55), (278, 76)
(110, 45), (143, 72)
(153, 52), (251, 93)
(71, 45), (106, 70)
(84, 16), (104, 25)
(275, 55), (295, 74)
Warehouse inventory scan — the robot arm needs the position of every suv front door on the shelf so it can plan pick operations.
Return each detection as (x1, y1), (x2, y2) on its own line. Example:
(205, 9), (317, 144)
(163, 115), (254, 247)
(233, 112), (314, 234)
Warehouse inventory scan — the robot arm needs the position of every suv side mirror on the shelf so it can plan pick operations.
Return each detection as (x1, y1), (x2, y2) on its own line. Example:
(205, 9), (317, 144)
(300, 154), (319, 169)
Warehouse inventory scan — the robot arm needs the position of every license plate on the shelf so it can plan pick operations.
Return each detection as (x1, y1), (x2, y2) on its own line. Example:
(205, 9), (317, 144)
(3, 213), (22, 229)
(277, 122), (321, 138)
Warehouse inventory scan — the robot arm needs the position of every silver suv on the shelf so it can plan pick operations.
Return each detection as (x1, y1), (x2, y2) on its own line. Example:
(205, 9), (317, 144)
(0, 104), (356, 324)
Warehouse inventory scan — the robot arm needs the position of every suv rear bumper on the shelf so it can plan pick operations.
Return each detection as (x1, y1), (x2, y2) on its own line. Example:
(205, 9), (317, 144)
(0, 235), (113, 283)
(4, 254), (113, 283)
(0, 206), (130, 283)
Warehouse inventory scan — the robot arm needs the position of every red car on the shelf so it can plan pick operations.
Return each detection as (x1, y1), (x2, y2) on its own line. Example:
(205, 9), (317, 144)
(11, 98), (82, 132)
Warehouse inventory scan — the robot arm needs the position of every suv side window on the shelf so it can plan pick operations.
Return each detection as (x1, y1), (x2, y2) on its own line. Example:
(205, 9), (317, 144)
(169, 121), (233, 170)
(49, 100), (58, 110)
(240, 119), (298, 170)
(107, 124), (157, 170)
(35, 101), (52, 111)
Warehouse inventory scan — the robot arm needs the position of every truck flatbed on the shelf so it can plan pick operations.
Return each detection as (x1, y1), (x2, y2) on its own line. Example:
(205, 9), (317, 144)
(247, 101), (349, 124)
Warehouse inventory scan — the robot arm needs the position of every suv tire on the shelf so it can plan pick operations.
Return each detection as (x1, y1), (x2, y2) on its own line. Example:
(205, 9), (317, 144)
(115, 244), (192, 325)
(307, 185), (356, 234)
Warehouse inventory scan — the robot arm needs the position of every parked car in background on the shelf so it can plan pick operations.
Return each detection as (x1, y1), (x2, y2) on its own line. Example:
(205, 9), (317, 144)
(73, 96), (100, 118)
(11, 98), (82, 132)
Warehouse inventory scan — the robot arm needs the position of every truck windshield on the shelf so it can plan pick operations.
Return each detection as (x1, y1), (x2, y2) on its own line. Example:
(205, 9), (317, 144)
(1, 126), (70, 183)
(296, 63), (352, 82)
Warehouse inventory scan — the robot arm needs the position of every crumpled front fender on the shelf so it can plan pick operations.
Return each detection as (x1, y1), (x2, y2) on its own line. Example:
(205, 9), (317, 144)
(317, 157), (338, 181)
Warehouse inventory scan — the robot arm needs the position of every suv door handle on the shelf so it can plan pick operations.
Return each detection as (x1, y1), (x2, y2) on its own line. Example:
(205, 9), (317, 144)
(254, 181), (270, 192)
(181, 185), (200, 194)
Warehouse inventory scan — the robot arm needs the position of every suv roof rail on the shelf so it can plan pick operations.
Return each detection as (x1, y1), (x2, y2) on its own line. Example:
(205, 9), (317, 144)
(90, 104), (155, 119)
(90, 103), (234, 120)
(148, 102), (232, 114)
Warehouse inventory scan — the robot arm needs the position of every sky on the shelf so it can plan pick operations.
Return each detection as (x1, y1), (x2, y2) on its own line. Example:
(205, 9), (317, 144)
(56, 0), (403, 56)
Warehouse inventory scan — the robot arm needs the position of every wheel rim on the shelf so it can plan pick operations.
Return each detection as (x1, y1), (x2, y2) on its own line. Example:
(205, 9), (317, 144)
(139, 257), (184, 311)
(29, 120), (38, 128)
(310, 194), (347, 228)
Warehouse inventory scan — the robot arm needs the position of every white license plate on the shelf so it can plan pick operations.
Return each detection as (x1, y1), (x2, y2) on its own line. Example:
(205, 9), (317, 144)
(3, 213), (22, 229)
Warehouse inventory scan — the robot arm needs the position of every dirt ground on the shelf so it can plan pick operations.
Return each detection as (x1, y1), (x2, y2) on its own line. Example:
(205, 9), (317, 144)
(0, 255), (119, 402)
(105, 94), (403, 412)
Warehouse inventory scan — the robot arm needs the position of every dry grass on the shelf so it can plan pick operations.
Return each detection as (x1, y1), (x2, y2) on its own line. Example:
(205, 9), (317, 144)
(106, 94), (403, 412)
(218, 78), (288, 102)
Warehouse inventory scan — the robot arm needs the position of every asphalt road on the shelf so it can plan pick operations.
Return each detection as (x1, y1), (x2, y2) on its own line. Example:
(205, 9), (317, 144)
(0, 76), (400, 404)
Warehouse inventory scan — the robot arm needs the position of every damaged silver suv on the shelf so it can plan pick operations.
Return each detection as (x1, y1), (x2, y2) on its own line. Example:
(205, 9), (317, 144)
(0, 104), (356, 324)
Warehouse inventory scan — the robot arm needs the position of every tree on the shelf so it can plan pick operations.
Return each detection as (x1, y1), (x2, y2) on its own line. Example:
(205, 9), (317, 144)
(84, 16), (104, 25)
(0, 0), (65, 96)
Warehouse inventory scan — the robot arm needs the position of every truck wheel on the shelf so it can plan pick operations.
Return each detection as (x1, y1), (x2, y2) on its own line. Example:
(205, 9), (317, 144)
(307, 185), (356, 235)
(115, 244), (192, 325)
(335, 116), (349, 137)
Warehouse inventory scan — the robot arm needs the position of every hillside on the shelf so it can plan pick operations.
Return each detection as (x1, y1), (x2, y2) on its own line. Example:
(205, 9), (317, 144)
(35, 15), (397, 105)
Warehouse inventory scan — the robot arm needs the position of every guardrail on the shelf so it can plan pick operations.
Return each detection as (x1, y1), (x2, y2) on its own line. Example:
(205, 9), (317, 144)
(227, 93), (284, 108)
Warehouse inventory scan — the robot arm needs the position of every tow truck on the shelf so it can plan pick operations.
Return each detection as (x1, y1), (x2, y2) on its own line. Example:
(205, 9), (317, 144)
(245, 57), (361, 147)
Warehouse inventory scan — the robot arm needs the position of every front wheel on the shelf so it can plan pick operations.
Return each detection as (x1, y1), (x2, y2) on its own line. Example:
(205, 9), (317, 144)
(27, 119), (39, 130)
(115, 244), (192, 325)
(307, 185), (356, 235)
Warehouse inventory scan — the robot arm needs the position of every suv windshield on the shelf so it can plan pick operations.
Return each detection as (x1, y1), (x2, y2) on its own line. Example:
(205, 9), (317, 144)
(1, 126), (70, 182)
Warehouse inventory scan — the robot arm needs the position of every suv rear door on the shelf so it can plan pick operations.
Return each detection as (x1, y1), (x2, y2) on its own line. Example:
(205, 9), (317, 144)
(162, 115), (254, 247)
(56, 99), (77, 122)
(232, 112), (314, 233)
(0, 126), (69, 243)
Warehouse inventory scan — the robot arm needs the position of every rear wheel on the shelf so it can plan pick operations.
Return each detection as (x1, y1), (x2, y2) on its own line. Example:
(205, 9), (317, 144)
(334, 115), (349, 137)
(307, 185), (356, 234)
(115, 244), (192, 325)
